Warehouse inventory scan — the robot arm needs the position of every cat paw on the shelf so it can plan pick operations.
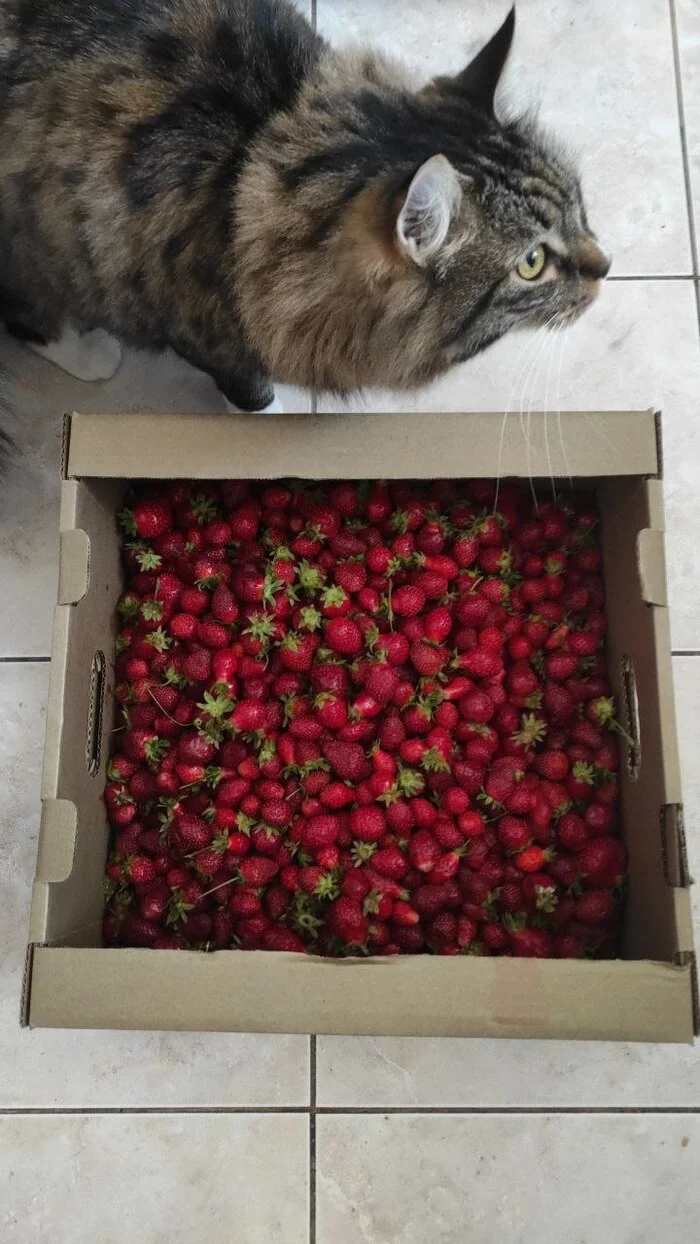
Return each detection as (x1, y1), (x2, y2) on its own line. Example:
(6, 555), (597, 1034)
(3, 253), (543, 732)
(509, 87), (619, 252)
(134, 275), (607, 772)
(29, 326), (123, 381)
(223, 395), (285, 414)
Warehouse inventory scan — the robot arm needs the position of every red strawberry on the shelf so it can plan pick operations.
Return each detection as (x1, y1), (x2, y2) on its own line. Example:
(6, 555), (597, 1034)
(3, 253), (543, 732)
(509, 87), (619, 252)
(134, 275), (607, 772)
(125, 855), (158, 887)
(181, 648), (212, 683)
(328, 897), (369, 945)
(578, 837), (628, 888)
(302, 814), (341, 850)
(363, 663), (399, 704)
(408, 830), (441, 874)
(120, 914), (162, 947)
(426, 911), (458, 947)
(515, 845), (551, 873)
(280, 631), (319, 671)
(535, 750), (569, 781)
(371, 845), (409, 880)
(410, 639), (448, 677)
(121, 500), (172, 540)
(391, 900), (420, 927)
(324, 617), (363, 656)
(323, 738), (368, 782)
(171, 814), (215, 853)
(575, 889), (615, 925)
(497, 816), (531, 854)
(508, 924), (553, 957)
(239, 856), (279, 887)
(391, 585), (425, 617)
(335, 562), (367, 594)
(211, 583), (239, 624)
(350, 806), (386, 843)
(262, 927), (307, 953)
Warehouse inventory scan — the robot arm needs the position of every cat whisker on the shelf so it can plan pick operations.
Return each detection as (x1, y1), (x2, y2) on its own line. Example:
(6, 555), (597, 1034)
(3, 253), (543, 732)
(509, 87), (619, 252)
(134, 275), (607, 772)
(542, 327), (559, 501)
(521, 319), (557, 510)
(493, 406), (509, 516)
(554, 327), (573, 489)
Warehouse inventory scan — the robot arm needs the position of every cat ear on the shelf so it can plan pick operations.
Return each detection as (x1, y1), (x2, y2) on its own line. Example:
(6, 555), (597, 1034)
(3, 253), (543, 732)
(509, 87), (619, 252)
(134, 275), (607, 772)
(396, 155), (463, 266)
(451, 6), (515, 114)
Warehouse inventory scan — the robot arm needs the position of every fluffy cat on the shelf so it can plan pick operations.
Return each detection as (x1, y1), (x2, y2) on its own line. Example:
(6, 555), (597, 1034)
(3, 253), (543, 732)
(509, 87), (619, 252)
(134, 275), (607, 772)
(0, 0), (609, 415)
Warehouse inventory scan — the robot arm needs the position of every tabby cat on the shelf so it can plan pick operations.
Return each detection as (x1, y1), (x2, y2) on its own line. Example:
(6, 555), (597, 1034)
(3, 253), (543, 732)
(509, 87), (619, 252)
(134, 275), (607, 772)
(0, 0), (609, 413)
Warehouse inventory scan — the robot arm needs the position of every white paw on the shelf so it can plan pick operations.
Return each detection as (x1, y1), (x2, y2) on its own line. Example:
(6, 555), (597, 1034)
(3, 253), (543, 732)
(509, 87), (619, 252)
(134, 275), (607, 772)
(223, 395), (284, 414)
(29, 326), (123, 381)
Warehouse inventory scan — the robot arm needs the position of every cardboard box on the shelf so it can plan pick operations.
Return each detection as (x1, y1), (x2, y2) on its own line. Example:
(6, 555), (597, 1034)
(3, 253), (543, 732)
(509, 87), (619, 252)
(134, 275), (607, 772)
(23, 410), (698, 1041)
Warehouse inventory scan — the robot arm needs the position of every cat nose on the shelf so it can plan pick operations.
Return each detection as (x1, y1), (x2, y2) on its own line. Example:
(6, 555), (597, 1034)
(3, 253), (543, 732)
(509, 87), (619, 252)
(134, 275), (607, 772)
(578, 237), (612, 280)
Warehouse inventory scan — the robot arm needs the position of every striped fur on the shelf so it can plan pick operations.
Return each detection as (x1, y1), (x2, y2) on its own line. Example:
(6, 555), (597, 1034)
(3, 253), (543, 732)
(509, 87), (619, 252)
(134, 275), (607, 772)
(0, 1), (608, 408)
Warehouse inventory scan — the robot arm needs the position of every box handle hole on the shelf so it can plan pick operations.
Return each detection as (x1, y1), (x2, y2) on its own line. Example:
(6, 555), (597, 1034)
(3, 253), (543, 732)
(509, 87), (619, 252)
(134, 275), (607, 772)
(621, 655), (641, 780)
(86, 650), (106, 776)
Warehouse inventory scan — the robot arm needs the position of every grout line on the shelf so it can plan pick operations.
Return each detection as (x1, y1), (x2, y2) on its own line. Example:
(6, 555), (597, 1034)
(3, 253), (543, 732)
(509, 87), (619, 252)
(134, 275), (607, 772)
(309, 1036), (317, 1244)
(0, 1107), (311, 1116)
(672, 650), (700, 657)
(1, 1106), (699, 1116)
(607, 274), (694, 281)
(669, 0), (700, 327)
(311, 0), (317, 30)
(0, 655), (50, 663)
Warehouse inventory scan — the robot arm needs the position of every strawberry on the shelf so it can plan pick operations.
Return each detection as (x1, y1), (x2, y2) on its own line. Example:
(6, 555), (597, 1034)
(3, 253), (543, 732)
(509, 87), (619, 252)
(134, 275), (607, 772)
(335, 562), (367, 594)
(171, 814), (215, 853)
(262, 927), (307, 953)
(324, 617), (363, 656)
(239, 856), (279, 887)
(391, 585), (425, 617)
(535, 750), (569, 781)
(350, 806), (386, 843)
(507, 924), (553, 958)
(120, 499), (172, 540)
(323, 738), (368, 781)
(410, 639), (448, 677)
(211, 583), (239, 624)
(121, 914), (162, 947)
(579, 837), (628, 888)
(408, 830), (441, 874)
(515, 845), (551, 873)
(575, 889), (615, 925)
(497, 816), (530, 854)
(280, 631), (318, 671)
(391, 900), (420, 927)
(327, 897), (369, 945)
(125, 855), (158, 887)
(556, 812), (587, 853)
(302, 814), (341, 850)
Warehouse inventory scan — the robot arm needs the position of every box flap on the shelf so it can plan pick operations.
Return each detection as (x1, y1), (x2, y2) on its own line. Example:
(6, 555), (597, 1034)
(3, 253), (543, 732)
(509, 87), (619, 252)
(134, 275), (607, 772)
(64, 411), (660, 480)
(637, 528), (667, 606)
(35, 801), (78, 884)
(27, 948), (696, 1042)
(57, 530), (90, 605)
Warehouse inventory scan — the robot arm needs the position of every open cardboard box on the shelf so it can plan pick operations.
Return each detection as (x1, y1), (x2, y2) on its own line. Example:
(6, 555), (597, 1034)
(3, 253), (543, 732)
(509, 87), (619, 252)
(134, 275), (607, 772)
(23, 410), (698, 1041)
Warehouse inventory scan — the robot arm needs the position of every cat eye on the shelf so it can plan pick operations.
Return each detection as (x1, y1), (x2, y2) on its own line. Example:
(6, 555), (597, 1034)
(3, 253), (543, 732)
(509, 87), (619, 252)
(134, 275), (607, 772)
(516, 245), (547, 281)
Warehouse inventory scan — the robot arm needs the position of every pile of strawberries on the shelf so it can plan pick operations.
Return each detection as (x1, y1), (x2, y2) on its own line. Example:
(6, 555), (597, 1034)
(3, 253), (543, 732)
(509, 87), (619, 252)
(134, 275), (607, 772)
(103, 475), (629, 958)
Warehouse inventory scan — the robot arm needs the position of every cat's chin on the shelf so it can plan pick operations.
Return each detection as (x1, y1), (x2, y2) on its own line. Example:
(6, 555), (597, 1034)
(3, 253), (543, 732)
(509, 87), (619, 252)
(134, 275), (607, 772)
(223, 396), (285, 415)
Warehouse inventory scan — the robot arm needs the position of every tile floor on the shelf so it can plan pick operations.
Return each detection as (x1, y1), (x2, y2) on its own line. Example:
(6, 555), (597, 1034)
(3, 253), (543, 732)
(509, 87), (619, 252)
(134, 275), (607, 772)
(1, 1), (700, 1239)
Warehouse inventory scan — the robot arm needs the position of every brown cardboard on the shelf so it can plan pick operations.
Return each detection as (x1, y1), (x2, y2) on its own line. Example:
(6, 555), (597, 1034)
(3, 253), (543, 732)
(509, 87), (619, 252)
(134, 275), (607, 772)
(25, 409), (697, 1041)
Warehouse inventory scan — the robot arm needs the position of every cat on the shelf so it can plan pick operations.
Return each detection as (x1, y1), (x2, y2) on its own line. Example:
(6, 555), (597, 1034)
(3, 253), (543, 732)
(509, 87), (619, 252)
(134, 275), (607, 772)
(0, 0), (609, 418)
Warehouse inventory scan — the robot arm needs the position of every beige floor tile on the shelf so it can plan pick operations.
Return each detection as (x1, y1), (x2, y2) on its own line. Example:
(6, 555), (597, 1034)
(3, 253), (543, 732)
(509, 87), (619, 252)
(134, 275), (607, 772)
(317, 656), (699, 1107)
(316, 1113), (700, 1244)
(0, 663), (310, 1107)
(0, 1113), (308, 1244)
(316, 0), (692, 274)
(675, 0), (700, 254)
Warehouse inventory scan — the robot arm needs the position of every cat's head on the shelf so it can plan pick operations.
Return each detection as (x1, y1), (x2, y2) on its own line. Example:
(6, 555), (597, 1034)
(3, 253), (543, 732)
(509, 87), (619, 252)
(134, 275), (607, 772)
(236, 6), (609, 395)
